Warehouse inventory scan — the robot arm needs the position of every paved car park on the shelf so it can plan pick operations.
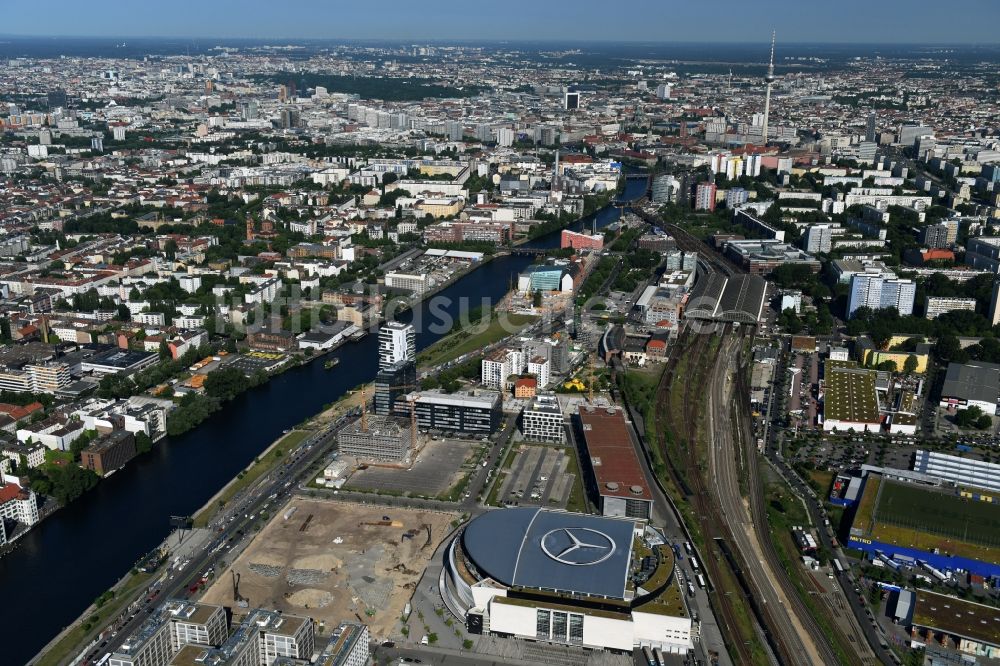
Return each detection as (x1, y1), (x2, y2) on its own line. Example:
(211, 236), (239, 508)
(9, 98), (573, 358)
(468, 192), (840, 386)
(494, 444), (574, 508)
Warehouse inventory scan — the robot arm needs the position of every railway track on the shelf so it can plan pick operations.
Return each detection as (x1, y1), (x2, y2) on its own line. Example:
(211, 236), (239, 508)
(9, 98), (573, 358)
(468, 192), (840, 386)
(709, 332), (809, 665)
(729, 357), (853, 666)
(631, 208), (743, 277)
(640, 207), (880, 665)
(733, 364), (881, 666)
(657, 326), (853, 665)
(652, 326), (770, 665)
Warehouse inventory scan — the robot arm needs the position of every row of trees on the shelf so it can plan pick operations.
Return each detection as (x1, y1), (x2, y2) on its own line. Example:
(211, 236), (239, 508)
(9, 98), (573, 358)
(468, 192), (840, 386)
(25, 464), (99, 505)
(847, 307), (997, 351)
(420, 356), (480, 393)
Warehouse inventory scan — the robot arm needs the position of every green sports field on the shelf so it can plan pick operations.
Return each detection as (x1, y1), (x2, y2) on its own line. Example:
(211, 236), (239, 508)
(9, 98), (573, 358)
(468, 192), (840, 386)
(866, 479), (1000, 561)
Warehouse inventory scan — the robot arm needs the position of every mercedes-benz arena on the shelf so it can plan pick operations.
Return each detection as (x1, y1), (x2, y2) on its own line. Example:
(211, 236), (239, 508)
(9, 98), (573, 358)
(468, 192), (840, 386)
(441, 507), (692, 654)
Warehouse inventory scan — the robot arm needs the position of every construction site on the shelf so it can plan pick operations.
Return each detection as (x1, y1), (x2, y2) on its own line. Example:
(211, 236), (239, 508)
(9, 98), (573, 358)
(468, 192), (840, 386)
(344, 437), (483, 499)
(199, 498), (458, 639)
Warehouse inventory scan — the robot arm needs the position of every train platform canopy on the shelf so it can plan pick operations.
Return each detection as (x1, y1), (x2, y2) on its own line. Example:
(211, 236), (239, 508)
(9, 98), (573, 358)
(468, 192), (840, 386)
(684, 273), (767, 324)
(461, 508), (637, 600)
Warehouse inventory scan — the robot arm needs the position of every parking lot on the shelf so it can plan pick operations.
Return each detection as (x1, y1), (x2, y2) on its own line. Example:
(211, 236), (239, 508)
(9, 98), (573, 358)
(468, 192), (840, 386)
(226, 350), (289, 375)
(345, 438), (481, 499)
(493, 444), (574, 508)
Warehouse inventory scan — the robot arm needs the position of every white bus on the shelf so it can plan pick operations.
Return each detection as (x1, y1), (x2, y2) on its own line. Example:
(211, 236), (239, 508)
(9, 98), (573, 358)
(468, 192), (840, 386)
(832, 559), (844, 574)
(697, 574), (707, 589)
(690, 556), (699, 572)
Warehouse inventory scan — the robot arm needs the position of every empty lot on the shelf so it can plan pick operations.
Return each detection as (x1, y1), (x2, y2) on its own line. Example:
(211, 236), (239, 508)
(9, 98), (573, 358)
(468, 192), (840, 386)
(200, 498), (457, 639)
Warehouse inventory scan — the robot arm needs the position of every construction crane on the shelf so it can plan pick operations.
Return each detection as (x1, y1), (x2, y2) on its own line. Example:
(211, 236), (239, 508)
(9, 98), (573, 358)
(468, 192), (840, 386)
(360, 386), (368, 432)
(588, 352), (598, 403)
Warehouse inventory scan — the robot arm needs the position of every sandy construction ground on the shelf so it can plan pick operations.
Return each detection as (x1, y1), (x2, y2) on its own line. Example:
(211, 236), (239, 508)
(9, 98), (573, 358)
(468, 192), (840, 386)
(201, 497), (458, 639)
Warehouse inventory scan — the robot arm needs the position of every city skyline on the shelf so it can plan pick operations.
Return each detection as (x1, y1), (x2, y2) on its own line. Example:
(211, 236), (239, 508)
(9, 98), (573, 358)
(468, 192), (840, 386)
(3, 0), (1000, 44)
(3, 4), (1000, 665)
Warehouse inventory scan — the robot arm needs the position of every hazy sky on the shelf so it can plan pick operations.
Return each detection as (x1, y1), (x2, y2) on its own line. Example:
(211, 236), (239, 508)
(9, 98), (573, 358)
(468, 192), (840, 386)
(3, 0), (999, 44)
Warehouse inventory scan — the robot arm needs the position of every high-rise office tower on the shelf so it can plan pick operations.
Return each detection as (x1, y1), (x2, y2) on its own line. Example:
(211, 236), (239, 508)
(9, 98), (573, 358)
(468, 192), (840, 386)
(865, 112), (877, 143)
(378, 321), (415, 370)
(761, 32), (776, 145)
(374, 360), (416, 415)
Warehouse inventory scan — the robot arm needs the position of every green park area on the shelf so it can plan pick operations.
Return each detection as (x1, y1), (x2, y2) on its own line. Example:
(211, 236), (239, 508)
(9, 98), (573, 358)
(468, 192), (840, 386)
(418, 313), (536, 368)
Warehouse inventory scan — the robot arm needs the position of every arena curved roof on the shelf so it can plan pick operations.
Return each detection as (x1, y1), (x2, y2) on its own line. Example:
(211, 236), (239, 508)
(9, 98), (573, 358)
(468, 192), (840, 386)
(461, 508), (636, 600)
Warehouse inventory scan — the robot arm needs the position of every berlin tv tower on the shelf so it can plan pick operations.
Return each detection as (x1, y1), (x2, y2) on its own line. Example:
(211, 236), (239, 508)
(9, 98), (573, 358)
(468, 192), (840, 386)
(761, 31), (776, 146)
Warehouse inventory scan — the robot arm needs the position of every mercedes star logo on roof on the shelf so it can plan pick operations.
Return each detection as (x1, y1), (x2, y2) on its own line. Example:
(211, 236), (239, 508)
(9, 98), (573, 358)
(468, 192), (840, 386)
(540, 527), (616, 566)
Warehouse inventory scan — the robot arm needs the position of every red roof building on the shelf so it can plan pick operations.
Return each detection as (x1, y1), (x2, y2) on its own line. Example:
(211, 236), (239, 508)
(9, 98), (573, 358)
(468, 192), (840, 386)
(577, 405), (652, 519)
(0, 402), (44, 421)
(514, 377), (537, 398)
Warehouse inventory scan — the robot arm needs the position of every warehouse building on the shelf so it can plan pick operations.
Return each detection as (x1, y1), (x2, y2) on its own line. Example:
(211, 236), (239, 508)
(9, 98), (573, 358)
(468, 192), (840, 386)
(441, 508), (692, 654)
(577, 405), (652, 520)
(898, 590), (1000, 659)
(82, 348), (158, 376)
(939, 361), (1000, 414)
(822, 361), (880, 432)
(912, 449), (1000, 494)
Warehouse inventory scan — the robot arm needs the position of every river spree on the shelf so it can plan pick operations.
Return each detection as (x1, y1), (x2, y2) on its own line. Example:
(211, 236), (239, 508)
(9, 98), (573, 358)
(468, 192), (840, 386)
(2, 177), (646, 665)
